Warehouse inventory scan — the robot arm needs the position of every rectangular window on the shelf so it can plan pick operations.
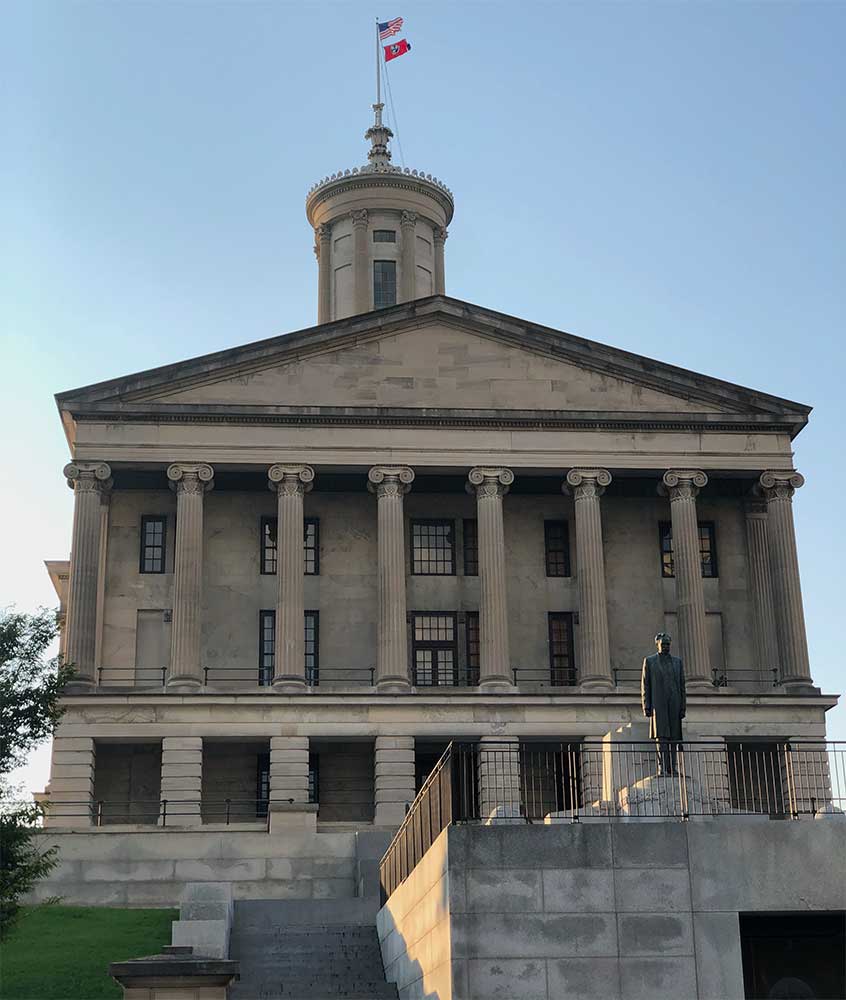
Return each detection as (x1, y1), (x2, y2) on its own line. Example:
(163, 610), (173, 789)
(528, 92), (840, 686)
(411, 613), (458, 687)
(373, 229), (396, 243)
(139, 516), (167, 574)
(256, 752), (270, 817)
(548, 612), (576, 686)
(373, 260), (397, 308)
(659, 521), (718, 578)
(726, 741), (786, 816)
(260, 517), (320, 575)
(462, 519), (478, 576)
(259, 610), (319, 686)
(544, 521), (571, 577)
(465, 611), (480, 686)
(411, 519), (455, 575)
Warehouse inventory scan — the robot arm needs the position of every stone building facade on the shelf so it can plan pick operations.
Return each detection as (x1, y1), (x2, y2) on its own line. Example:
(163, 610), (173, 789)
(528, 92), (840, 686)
(43, 105), (836, 839)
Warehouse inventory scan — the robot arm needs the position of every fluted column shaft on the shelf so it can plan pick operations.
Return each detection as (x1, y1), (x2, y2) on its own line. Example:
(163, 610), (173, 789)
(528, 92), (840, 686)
(368, 466), (415, 690)
(759, 471), (812, 688)
(400, 211), (417, 302)
(433, 227), (447, 295)
(566, 469), (614, 689)
(468, 468), (514, 688)
(662, 470), (712, 688)
(64, 462), (112, 686)
(167, 463), (214, 689)
(352, 209), (369, 314)
(268, 464), (315, 690)
(315, 225), (332, 324)
(744, 500), (780, 677)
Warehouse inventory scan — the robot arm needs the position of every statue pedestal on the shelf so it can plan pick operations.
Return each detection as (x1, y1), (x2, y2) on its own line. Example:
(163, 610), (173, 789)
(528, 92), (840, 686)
(618, 774), (707, 818)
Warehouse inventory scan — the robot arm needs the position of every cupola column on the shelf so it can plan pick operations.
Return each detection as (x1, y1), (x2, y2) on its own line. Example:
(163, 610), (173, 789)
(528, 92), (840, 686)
(352, 210), (370, 315)
(433, 227), (447, 294)
(166, 463), (214, 690)
(468, 467), (514, 690)
(400, 211), (417, 302)
(63, 461), (112, 688)
(315, 225), (332, 324)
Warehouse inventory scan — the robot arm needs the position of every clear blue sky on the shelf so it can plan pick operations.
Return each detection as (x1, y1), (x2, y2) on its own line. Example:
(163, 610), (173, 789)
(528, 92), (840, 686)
(2, 1), (844, 791)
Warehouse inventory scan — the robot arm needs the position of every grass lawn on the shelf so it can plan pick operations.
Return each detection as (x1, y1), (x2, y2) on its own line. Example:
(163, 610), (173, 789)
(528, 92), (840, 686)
(0, 905), (177, 1000)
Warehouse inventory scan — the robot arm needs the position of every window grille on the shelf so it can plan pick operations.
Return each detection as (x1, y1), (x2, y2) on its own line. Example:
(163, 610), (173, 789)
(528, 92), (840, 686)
(260, 517), (320, 575)
(462, 519), (478, 576)
(411, 613), (458, 686)
(548, 612), (577, 686)
(373, 230), (396, 243)
(139, 516), (167, 574)
(544, 521), (571, 577)
(411, 520), (455, 575)
(465, 611), (480, 686)
(373, 260), (397, 308)
(659, 521), (718, 578)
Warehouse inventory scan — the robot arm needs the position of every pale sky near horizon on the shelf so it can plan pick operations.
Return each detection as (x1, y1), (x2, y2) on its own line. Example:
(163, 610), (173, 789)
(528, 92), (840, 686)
(2, 0), (844, 794)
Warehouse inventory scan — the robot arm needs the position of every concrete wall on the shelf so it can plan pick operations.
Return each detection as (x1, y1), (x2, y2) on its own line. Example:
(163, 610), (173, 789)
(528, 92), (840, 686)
(378, 819), (846, 1000)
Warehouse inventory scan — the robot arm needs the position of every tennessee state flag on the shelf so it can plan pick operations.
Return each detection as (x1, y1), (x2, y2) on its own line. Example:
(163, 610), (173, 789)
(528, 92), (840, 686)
(384, 39), (411, 62)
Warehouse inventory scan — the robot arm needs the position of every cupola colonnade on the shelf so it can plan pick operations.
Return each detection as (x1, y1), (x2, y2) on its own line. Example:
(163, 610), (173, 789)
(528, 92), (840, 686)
(62, 461), (815, 694)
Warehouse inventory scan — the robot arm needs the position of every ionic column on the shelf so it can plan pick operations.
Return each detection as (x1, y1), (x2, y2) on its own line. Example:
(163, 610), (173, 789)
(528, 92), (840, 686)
(433, 227), (447, 294)
(352, 209), (369, 314)
(744, 499), (780, 678)
(166, 463), (214, 690)
(566, 468), (614, 690)
(661, 470), (712, 689)
(160, 737), (202, 826)
(400, 211), (417, 302)
(374, 736), (416, 827)
(759, 471), (813, 689)
(315, 224), (332, 324)
(368, 466), (415, 691)
(64, 462), (112, 687)
(468, 467), (514, 689)
(268, 464), (315, 691)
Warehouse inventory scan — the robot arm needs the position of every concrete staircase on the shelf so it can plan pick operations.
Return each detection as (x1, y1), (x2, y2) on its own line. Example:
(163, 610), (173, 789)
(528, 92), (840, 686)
(230, 899), (399, 1000)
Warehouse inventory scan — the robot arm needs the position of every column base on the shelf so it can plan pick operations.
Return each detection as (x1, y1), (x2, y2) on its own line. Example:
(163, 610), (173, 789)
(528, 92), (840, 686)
(479, 675), (515, 693)
(579, 676), (615, 692)
(268, 801), (318, 835)
(63, 677), (96, 693)
(376, 674), (411, 693)
(166, 675), (203, 692)
(686, 677), (715, 692)
(271, 675), (308, 692)
(780, 678), (819, 694)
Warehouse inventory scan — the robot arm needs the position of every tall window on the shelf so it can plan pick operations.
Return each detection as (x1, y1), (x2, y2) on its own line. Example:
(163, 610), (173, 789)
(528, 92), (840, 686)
(544, 521), (571, 577)
(258, 610), (320, 686)
(411, 613), (458, 686)
(260, 517), (320, 575)
(256, 752), (270, 817)
(139, 516), (167, 574)
(373, 230), (396, 243)
(411, 520), (455, 575)
(373, 260), (397, 308)
(462, 519), (478, 576)
(308, 752), (320, 804)
(465, 611), (480, 686)
(659, 521), (718, 578)
(548, 612), (576, 686)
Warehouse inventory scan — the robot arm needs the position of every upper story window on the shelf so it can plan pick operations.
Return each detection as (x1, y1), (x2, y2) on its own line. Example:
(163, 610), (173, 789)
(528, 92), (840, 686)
(411, 613), (457, 686)
(544, 521), (571, 577)
(411, 519), (455, 575)
(258, 610), (319, 687)
(373, 230), (396, 243)
(462, 519), (478, 576)
(139, 515), (167, 574)
(260, 517), (320, 576)
(659, 521), (718, 578)
(548, 612), (576, 686)
(465, 611), (480, 686)
(373, 260), (397, 308)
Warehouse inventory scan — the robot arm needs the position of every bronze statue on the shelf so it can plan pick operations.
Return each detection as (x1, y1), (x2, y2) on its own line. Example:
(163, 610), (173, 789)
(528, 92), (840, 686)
(641, 633), (686, 775)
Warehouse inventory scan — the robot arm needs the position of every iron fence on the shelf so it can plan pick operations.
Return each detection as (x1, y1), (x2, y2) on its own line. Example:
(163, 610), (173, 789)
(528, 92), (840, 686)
(31, 798), (271, 828)
(380, 740), (845, 903)
(202, 666), (375, 686)
(96, 666), (167, 687)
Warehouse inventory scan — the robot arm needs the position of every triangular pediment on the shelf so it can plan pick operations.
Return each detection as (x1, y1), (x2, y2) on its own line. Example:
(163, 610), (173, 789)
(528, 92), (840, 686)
(57, 297), (810, 432)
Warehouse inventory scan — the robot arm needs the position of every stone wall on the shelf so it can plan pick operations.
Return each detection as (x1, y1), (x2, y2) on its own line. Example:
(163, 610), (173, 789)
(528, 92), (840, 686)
(92, 743), (161, 824)
(378, 819), (846, 1000)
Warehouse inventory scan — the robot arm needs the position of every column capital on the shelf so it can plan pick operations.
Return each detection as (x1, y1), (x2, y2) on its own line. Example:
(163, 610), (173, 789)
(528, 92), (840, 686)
(433, 226), (448, 245)
(759, 470), (804, 502)
(661, 469), (708, 501)
(351, 208), (369, 228)
(167, 463), (214, 495)
(744, 497), (769, 517)
(314, 224), (332, 260)
(467, 467), (514, 498)
(401, 210), (418, 228)
(268, 464), (315, 496)
(64, 462), (112, 494)
(368, 466), (415, 497)
(565, 468), (612, 499)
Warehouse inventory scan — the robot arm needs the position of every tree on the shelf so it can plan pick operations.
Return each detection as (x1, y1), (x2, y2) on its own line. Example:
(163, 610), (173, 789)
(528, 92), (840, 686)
(0, 608), (73, 937)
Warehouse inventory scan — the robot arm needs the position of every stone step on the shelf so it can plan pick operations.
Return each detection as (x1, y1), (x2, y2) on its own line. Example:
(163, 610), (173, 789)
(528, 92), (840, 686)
(233, 899), (379, 926)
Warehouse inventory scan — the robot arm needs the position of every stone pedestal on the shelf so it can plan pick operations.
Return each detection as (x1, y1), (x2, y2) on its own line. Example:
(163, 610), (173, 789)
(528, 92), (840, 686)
(374, 736), (416, 827)
(161, 737), (202, 826)
(618, 774), (708, 818)
(598, 722), (652, 805)
(109, 945), (239, 1000)
(44, 735), (95, 827)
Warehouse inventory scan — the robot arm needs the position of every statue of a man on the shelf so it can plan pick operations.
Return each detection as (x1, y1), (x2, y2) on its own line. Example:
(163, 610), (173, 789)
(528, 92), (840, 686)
(641, 633), (686, 775)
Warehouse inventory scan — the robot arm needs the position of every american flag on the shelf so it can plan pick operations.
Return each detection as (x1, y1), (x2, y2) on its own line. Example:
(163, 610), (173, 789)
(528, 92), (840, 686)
(379, 17), (403, 40)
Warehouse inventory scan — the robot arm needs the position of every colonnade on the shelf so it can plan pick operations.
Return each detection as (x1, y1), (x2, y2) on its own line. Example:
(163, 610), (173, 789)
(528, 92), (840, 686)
(61, 462), (815, 692)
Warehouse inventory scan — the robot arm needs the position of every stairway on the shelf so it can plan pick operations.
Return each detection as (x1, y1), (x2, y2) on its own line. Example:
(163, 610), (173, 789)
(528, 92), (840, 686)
(230, 899), (399, 1000)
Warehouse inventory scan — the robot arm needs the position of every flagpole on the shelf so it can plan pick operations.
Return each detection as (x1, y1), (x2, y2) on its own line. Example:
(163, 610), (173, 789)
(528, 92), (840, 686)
(375, 18), (381, 107)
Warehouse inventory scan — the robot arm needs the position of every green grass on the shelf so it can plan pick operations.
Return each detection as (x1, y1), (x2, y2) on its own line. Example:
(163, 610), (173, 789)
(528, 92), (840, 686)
(0, 905), (177, 999)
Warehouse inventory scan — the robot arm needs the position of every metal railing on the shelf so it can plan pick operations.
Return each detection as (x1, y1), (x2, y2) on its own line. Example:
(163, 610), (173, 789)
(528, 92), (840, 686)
(512, 666), (577, 687)
(34, 798), (271, 828)
(380, 740), (845, 902)
(96, 666), (167, 687)
(202, 666), (375, 686)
